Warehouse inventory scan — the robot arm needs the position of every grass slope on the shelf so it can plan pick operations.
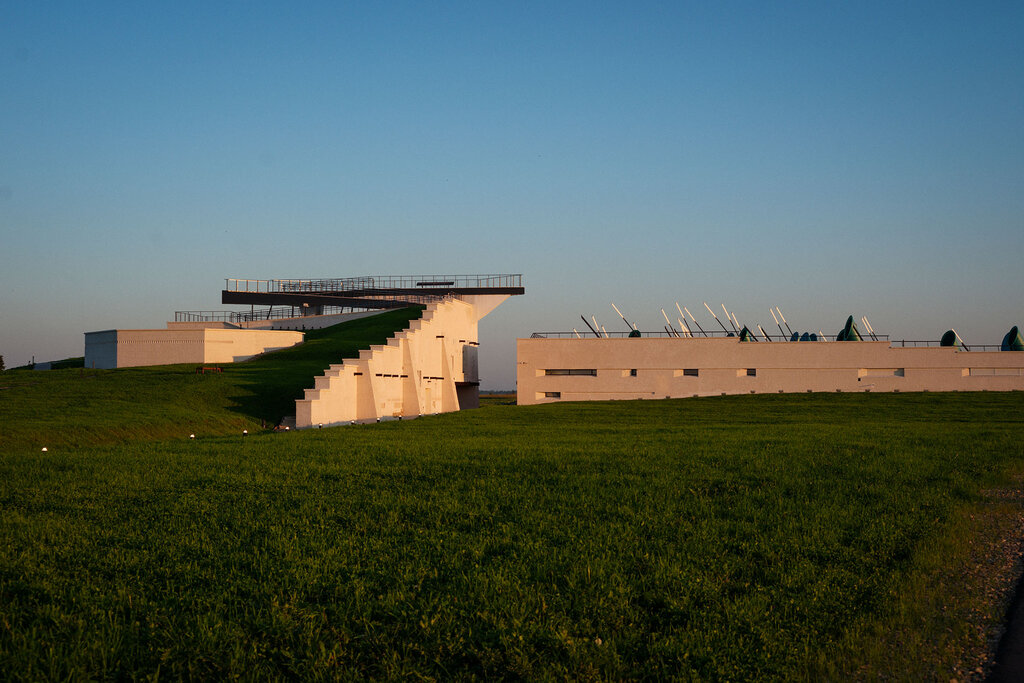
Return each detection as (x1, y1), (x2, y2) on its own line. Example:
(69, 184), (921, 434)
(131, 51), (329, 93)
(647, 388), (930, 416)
(0, 307), (423, 451)
(1, 392), (1023, 679)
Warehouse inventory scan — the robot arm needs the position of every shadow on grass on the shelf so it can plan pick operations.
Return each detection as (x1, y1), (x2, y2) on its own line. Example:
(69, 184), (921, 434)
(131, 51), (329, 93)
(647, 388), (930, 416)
(222, 307), (425, 424)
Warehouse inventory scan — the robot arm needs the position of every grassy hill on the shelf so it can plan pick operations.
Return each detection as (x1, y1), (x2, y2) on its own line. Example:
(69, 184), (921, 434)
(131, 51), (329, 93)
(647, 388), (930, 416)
(0, 307), (423, 451)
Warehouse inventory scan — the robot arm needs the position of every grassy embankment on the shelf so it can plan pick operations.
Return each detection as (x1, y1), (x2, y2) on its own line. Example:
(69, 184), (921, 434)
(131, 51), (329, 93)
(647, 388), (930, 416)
(0, 307), (424, 451)
(1, 316), (1023, 679)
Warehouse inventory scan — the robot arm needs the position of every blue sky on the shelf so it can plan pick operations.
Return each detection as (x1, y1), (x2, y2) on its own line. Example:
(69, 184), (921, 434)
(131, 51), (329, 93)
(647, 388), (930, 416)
(2, 2), (1021, 387)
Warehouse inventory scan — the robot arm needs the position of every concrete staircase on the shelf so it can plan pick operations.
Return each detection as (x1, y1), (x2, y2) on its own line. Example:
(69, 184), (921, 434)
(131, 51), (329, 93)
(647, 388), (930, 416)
(295, 297), (478, 428)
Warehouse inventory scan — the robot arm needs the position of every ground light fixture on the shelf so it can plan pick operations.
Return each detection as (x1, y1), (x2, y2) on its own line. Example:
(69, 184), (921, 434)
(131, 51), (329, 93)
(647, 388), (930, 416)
(243, 430), (248, 437)
(189, 434), (195, 440)
(41, 447), (47, 452)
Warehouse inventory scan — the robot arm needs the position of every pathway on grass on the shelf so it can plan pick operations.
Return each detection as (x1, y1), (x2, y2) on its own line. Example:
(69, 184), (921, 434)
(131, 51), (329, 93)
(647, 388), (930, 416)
(984, 481), (1024, 682)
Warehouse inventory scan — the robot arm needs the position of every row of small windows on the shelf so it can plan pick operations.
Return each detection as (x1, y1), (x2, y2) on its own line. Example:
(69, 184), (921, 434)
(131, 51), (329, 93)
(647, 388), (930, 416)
(544, 368), (757, 377)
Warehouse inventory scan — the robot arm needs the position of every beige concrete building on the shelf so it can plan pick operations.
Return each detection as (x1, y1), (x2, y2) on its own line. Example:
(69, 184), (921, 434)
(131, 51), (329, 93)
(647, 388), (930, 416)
(84, 325), (304, 369)
(517, 336), (1024, 404)
(83, 274), (524, 426)
(83, 308), (383, 370)
(296, 294), (510, 427)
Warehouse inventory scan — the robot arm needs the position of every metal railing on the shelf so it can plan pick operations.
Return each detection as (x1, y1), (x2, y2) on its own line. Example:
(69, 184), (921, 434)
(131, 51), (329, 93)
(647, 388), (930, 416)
(526, 332), (1016, 349)
(225, 274), (522, 293)
(175, 306), (364, 324)
(894, 340), (1002, 351)
(530, 331), (888, 342)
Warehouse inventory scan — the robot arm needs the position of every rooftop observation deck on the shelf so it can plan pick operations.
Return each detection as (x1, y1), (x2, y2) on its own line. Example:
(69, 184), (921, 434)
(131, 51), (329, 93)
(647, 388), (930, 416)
(222, 274), (524, 310)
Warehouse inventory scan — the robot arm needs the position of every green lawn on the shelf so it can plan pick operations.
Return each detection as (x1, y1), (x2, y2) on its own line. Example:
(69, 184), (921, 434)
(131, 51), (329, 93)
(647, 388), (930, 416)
(2, 391), (1023, 679)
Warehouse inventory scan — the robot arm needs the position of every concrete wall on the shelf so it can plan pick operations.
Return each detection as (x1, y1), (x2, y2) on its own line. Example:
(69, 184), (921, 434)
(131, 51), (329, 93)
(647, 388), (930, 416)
(84, 328), (304, 369)
(516, 337), (1024, 404)
(203, 329), (305, 363)
(296, 295), (509, 427)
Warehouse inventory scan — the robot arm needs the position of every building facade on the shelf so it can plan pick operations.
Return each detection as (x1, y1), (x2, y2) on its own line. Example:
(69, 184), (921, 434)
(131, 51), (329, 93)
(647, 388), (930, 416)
(517, 336), (1024, 404)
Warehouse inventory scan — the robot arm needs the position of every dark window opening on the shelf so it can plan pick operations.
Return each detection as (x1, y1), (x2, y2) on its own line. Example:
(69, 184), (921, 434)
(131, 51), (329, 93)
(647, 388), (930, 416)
(545, 369), (597, 376)
(630, 369), (637, 377)
(683, 368), (699, 377)
(746, 368), (757, 377)
(544, 391), (561, 398)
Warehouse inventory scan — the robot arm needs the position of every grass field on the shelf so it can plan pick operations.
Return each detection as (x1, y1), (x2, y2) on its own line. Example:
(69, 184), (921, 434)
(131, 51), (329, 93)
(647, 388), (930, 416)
(2, 375), (1024, 678)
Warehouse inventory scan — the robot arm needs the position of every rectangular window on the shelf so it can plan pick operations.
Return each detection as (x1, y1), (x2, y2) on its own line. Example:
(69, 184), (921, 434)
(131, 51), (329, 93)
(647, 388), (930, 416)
(630, 369), (637, 377)
(747, 368), (756, 377)
(683, 368), (699, 377)
(544, 391), (561, 398)
(545, 369), (597, 376)
(859, 368), (906, 378)
(967, 367), (1022, 377)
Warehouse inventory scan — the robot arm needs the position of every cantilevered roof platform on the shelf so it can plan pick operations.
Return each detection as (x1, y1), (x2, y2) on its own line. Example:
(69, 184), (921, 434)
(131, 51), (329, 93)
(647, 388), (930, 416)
(222, 274), (524, 310)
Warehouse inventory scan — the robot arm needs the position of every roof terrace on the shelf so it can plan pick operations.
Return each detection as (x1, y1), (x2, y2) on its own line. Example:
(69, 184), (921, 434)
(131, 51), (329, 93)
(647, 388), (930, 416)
(222, 274), (524, 310)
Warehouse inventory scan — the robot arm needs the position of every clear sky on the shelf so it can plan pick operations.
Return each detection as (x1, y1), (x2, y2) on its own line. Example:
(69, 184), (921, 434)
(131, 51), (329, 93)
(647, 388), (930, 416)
(2, 1), (1021, 388)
